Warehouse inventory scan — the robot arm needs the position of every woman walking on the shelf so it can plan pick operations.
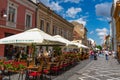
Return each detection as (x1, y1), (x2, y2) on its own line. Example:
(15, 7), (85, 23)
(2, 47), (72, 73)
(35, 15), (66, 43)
(104, 49), (109, 60)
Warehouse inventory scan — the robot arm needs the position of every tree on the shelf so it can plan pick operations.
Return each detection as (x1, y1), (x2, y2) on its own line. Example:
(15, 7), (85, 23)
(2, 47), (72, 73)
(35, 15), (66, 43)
(96, 45), (102, 50)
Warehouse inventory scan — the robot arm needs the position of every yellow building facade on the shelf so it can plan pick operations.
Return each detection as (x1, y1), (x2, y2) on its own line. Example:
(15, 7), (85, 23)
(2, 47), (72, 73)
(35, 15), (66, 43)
(37, 2), (74, 41)
(113, 1), (120, 60)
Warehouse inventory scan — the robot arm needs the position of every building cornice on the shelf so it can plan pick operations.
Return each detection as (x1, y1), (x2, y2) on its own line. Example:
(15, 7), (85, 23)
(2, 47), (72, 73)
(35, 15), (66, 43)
(15, 0), (37, 11)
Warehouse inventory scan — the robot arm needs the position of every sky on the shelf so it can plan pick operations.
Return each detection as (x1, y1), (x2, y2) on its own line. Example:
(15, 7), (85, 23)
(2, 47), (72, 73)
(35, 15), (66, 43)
(38, 0), (112, 45)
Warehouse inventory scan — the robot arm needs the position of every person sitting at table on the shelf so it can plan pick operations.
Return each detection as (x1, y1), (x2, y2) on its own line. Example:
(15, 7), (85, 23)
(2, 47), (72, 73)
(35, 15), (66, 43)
(15, 47), (21, 61)
(21, 48), (27, 60)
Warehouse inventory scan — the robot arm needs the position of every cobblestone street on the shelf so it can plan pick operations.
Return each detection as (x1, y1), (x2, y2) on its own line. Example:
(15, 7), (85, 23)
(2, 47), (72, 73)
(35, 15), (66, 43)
(68, 56), (120, 80)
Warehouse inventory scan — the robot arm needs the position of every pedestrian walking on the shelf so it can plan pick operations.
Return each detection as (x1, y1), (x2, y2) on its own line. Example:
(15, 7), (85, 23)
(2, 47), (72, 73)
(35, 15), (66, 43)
(94, 51), (97, 60)
(104, 49), (109, 60)
(89, 49), (94, 60)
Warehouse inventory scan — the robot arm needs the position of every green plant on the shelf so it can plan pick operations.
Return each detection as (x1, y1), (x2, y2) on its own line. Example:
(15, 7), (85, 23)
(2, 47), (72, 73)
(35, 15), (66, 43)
(0, 62), (3, 65)
(4, 64), (13, 70)
(4, 62), (26, 71)
(53, 46), (62, 56)
(18, 64), (26, 70)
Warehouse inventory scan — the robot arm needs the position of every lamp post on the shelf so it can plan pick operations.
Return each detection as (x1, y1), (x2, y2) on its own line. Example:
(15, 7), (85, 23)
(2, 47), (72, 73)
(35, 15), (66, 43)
(0, 9), (7, 18)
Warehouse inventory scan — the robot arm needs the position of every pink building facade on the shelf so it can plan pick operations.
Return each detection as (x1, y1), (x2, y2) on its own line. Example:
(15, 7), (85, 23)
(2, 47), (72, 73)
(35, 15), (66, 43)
(0, 0), (37, 56)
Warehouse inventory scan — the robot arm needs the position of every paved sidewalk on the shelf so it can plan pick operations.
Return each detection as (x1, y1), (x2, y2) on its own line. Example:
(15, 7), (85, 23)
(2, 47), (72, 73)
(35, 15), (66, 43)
(68, 56), (120, 80)
(53, 59), (90, 80)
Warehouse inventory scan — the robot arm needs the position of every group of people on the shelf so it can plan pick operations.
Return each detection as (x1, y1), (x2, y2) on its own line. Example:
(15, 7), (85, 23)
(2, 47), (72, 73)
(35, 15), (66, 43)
(89, 50), (98, 60)
(6, 46), (27, 60)
(89, 49), (116, 60)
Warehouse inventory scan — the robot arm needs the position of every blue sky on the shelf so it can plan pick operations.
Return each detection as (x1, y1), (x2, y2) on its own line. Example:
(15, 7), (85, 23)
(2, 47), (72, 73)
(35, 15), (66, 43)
(39, 0), (112, 45)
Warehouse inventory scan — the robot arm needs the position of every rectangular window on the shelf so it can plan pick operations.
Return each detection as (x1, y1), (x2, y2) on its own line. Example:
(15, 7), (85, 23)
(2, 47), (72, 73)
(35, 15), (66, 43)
(26, 14), (31, 27)
(8, 6), (16, 22)
(46, 22), (50, 33)
(26, 14), (32, 28)
(64, 31), (67, 38)
(60, 28), (62, 36)
(53, 25), (57, 35)
(40, 20), (44, 31)
(61, 29), (64, 36)
(58, 28), (61, 35)
(53, 25), (55, 35)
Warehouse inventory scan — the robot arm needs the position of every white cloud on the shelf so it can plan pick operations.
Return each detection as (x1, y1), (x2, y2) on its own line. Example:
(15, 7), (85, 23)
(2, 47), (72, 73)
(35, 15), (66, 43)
(39, 0), (50, 6)
(96, 28), (108, 33)
(97, 17), (111, 22)
(96, 28), (108, 40)
(90, 31), (94, 34)
(96, 28), (109, 44)
(64, 0), (82, 3)
(49, 2), (63, 12)
(95, 2), (112, 17)
(69, 17), (87, 26)
(66, 7), (82, 18)
(39, 0), (63, 12)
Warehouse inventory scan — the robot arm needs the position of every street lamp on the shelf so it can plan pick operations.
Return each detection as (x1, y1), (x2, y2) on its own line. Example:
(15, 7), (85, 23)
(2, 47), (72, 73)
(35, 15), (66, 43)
(0, 9), (7, 18)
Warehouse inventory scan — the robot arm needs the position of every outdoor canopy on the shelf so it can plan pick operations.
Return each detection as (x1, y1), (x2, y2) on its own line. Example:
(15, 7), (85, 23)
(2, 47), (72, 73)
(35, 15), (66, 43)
(53, 35), (89, 48)
(53, 35), (80, 47)
(71, 41), (89, 49)
(0, 28), (65, 45)
(53, 35), (72, 46)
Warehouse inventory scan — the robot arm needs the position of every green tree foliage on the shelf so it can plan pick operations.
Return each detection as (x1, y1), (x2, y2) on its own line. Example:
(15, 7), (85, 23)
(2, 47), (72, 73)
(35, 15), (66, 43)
(96, 45), (102, 50)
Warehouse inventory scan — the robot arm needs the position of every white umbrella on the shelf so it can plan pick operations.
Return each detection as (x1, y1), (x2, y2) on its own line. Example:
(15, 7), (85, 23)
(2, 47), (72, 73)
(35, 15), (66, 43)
(53, 35), (78, 47)
(53, 35), (70, 46)
(77, 43), (89, 48)
(0, 28), (64, 45)
(71, 41), (89, 48)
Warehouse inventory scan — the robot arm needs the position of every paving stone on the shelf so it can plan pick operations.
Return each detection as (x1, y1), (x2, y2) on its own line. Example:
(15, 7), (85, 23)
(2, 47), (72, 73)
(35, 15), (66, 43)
(95, 75), (112, 80)
(68, 56), (120, 80)
(108, 74), (120, 78)
(81, 77), (98, 80)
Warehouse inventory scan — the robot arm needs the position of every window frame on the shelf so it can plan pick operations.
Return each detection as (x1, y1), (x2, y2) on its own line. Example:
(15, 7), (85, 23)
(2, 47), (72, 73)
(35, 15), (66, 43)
(8, 6), (16, 23)
(6, 1), (18, 28)
(40, 19), (44, 31)
(46, 22), (50, 33)
(25, 11), (32, 29)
